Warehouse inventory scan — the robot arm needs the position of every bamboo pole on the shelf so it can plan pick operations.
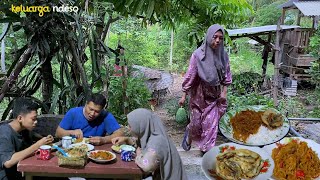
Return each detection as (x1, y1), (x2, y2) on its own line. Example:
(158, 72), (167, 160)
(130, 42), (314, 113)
(273, 20), (281, 106)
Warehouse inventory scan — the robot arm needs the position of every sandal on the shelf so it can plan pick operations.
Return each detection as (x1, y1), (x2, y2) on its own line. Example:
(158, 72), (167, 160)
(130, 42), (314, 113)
(200, 150), (206, 156)
(182, 130), (191, 151)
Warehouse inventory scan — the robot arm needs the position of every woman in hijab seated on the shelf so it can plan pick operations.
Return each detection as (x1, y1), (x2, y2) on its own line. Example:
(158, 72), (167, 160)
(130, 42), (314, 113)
(111, 108), (187, 180)
(179, 24), (232, 154)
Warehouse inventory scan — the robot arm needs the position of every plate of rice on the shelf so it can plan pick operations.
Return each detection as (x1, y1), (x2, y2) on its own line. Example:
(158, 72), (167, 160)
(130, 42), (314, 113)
(219, 105), (290, 146)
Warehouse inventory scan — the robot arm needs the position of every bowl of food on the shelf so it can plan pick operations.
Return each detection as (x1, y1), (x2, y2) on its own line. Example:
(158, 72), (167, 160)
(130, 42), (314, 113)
(88, 150), (116, 163)
(111, 145), (121, 153)
(202, 143), (274, 180)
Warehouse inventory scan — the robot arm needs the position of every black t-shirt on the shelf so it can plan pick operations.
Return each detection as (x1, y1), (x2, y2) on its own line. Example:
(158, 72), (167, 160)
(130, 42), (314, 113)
(0, 123), (32, 180)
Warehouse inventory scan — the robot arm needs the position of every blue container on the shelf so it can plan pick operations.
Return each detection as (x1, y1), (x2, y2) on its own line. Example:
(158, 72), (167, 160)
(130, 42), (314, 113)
(121, 150), (135, 162)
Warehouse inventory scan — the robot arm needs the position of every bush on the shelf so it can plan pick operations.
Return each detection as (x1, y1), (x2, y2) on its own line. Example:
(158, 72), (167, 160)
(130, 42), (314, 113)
(227, 93), (274, 111)
(230, 72), (264, 95)
(108, 75), (151, 124)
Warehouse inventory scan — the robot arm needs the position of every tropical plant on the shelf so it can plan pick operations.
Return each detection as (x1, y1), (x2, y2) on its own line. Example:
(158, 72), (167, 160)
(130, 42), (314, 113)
(308, 26), (320, 88)
(253, 0), (287, 26)
(0, 0), (119, 120)
(0, 0), (253, 121)
(108, 0), (253, 44)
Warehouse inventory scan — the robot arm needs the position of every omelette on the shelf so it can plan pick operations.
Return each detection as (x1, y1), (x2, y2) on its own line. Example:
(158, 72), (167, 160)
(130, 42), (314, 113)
(216, 149), (263, 180)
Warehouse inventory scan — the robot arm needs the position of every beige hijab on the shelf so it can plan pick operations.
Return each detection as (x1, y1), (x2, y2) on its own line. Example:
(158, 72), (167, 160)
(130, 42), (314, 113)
(194, 24), (227, 86)
(128, 108), (188, 180)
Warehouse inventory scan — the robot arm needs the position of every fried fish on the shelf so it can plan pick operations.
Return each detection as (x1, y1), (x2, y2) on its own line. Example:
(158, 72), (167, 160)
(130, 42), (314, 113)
(216, 149), (263, 179)
(261, 109), (283, 129)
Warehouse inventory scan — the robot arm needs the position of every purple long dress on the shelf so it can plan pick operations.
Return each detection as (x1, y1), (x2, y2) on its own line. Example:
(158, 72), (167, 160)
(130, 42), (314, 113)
(182, 53), (232, 152)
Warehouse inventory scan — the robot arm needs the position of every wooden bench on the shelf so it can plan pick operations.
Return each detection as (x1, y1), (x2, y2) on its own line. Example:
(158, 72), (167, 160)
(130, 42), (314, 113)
(0, 114), (64, 136)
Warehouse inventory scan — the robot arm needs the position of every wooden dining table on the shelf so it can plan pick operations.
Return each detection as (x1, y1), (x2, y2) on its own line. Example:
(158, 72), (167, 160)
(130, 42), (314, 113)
(17, 144), (143, 180)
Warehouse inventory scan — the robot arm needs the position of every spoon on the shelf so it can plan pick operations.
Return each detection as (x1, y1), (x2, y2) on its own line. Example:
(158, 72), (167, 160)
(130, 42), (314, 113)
(52, 145), (69, 157)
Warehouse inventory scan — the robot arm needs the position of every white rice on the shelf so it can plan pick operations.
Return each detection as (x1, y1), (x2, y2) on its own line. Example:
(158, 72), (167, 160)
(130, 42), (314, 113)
(246, 126), (286, 145)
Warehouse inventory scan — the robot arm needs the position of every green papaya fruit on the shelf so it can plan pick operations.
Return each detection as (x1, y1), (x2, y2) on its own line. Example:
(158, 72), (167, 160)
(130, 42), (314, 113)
(175, 107), (187, 124)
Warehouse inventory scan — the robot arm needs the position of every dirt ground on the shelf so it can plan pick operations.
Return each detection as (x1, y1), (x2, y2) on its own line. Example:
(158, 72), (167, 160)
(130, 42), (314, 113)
(152, 73), (186, 147)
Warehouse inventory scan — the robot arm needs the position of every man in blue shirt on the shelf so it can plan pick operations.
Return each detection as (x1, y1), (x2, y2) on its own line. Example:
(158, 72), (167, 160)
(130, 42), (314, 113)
(55, 93), (124, 145)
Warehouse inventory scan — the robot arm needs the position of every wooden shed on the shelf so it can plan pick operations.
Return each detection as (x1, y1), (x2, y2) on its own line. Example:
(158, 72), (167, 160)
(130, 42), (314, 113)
(228, 0), (319, 100)
(279, 0), (320, 80)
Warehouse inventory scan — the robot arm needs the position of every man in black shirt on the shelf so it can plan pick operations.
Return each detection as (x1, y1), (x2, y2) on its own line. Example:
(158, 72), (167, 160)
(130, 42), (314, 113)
(0, 98), (54, 180)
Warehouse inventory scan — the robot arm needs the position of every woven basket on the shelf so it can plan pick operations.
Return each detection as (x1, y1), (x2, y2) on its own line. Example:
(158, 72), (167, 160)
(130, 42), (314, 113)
(56, 148), (87, 167)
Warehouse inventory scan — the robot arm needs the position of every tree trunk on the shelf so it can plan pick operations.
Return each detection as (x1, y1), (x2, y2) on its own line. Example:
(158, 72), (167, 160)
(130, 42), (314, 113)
(169, 29), (174, 69)
(261, 33), (272, 82)
(68, 39), (90, 96)
(0, 47), (32, 102)
(41, 54), (53, 109)
(98, 15), (120, 103)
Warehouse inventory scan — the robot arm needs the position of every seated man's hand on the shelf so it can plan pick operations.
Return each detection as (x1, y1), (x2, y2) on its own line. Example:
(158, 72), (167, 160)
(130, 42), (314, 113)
(36, 136), (54, 147)
(71, 129), (83, 139)
(89, 136), (105, 145)
(111, 136), (128, 146)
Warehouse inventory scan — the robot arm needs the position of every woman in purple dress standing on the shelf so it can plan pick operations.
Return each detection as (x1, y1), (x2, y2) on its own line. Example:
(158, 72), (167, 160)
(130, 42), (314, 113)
(179, 24), (232, 153)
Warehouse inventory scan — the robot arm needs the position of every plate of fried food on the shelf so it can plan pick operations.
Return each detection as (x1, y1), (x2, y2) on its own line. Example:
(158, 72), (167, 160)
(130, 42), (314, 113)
(263, 137), (320, 180)
(87, 150), (116, 163)
(202, 143), (274, 180)
(72, 137), (90, 144)
(219, 105), (290, 146)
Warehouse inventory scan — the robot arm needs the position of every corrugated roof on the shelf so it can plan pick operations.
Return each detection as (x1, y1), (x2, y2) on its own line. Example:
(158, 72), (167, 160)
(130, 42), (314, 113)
(279, 0), (297, 8)
(227, 25), (300, 37)
(278, 0), (319, 9)
(293, 1), (320, 16)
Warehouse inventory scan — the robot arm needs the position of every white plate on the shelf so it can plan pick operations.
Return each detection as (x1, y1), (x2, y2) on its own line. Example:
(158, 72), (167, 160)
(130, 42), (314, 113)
(219, 105), (290, 146)
(263, 137), (320, 180)
(120, 144), (136, 152)
(69, 143), (94, 151)
(88, 150), (116, 163)
(202, 143), (274, 180)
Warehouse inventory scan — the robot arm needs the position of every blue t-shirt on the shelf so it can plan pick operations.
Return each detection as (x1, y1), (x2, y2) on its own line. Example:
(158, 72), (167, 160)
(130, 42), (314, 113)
(59, 107), (120, 137)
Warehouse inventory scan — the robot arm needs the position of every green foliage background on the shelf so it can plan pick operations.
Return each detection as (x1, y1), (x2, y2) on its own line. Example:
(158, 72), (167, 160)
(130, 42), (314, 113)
(1, 0), (320, 121)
